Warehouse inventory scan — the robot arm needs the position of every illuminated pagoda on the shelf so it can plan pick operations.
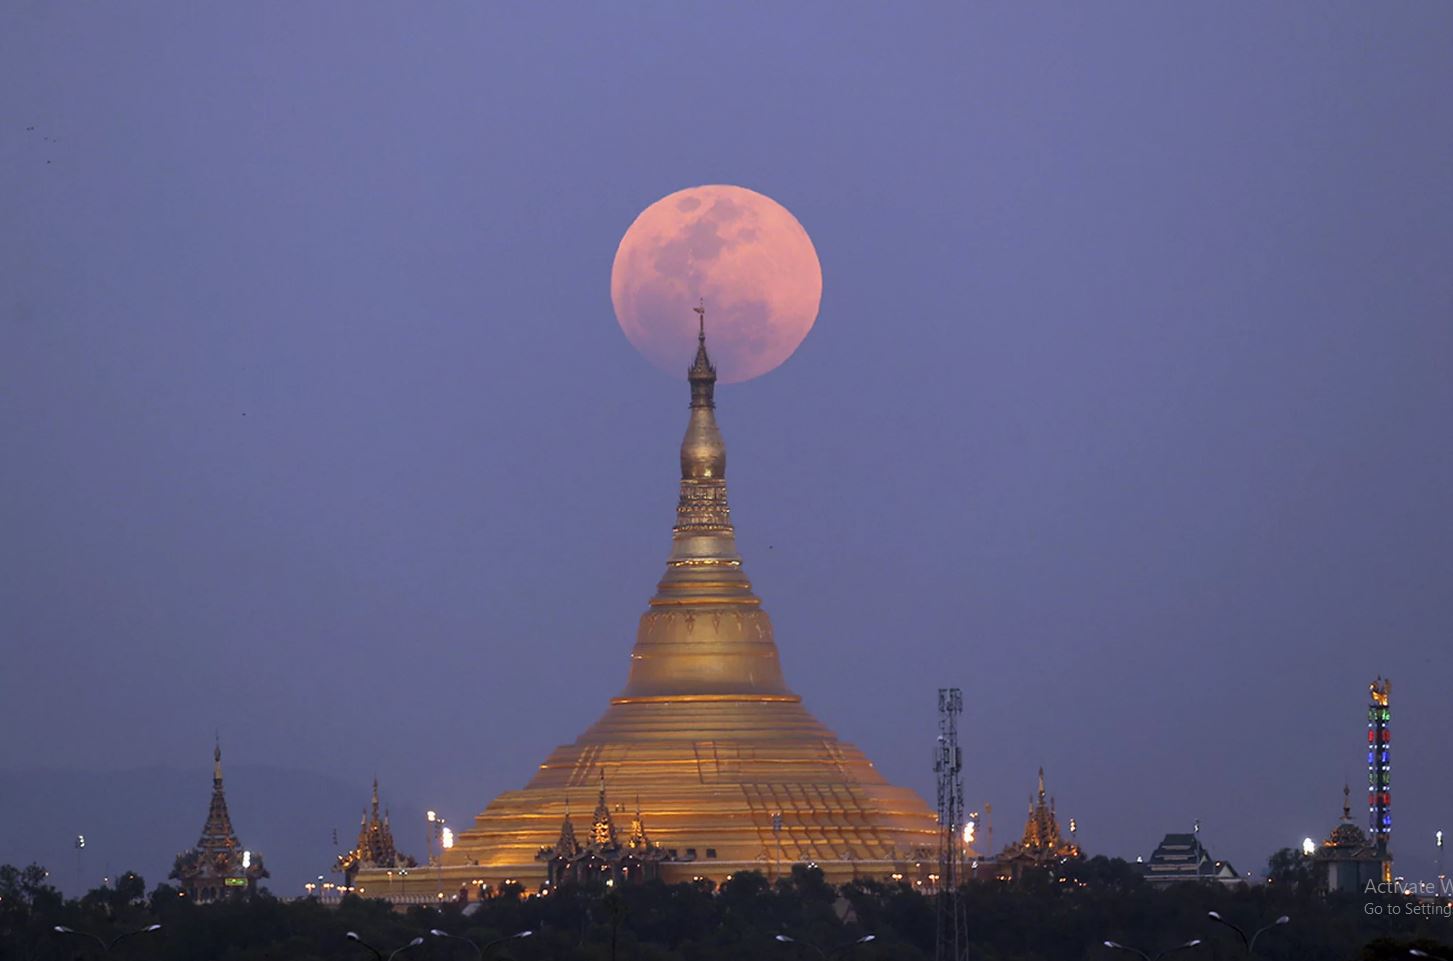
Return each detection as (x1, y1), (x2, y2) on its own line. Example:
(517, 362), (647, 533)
(1368, 676), (1392, 880)
(359, 308), (938, 894)
(1313, 784), (1388, 894)
(537, 778), (673, 888)
(170, 743), (268, 902)
(335, 779), (415, 886)
(993, 768), (1081, 880)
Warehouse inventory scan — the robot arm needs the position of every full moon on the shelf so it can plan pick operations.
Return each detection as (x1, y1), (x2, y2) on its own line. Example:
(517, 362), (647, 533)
(610, 185), (823, 384)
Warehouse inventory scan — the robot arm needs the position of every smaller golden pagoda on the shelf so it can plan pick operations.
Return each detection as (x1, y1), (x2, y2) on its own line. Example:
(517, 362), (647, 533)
(995, 768), (1081, 880)
(536, 778), (672, 888)
(335, 779), (415, 886)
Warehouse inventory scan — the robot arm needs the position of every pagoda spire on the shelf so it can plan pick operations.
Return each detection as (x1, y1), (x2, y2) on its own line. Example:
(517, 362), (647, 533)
(628, 794), (650, 849)
(553, 796), (580, 858)
(172, 742), (267, 900)
(615, 303), (796, 702)
(688, 299), (716, 409)
(591, 773), (616, 847)
(198, 741), (238, 852)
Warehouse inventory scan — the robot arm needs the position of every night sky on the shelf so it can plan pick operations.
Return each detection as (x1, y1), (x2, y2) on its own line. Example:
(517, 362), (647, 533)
(3, 3), (1451, 893)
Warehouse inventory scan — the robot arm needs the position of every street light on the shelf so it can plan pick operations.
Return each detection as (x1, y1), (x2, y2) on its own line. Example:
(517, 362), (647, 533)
(774, 933), (876, 960)
(426, 810), (448, 896)
(1301, 837), (1316, 857)
(346, 932), (384, 961)
(1207, 911), (1289, 956)
(1411, 952), (1452, 961)
(54, 924), (162, 955)
(347, 932), (423, 961)
(1103, 939), (1202, 961)
(429, 928), (533, 959)
(389, 937), (425, 960)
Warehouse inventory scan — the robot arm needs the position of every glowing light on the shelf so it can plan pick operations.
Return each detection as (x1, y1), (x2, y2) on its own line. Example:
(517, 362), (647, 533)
(441, 827), (454, 849)
(427, 810), (437, 822)
(962, 821), (976, 845)
(242, 851), (251, 869)
(1302, 837), (1316, 856)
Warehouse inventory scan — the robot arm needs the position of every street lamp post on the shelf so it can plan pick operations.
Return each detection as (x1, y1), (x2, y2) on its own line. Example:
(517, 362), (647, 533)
(54, 924), (161, 955)
(1103, 939), (1202, 961)
(429, 928), (533, 959)
(427, 810), (450, 898)
(773, 811), (783, 882)
(773, 933), (876, 960)
(346, 932), (424, 961)
(1207, 911), (1290, 956)
(1437, 830), (1445, 888)
(1411, 951), (1452, 961)
(1194, 820), (1202, 885)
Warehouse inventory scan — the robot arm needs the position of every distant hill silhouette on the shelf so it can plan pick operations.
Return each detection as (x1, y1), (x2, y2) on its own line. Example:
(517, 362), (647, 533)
(0, 766), (430, 896)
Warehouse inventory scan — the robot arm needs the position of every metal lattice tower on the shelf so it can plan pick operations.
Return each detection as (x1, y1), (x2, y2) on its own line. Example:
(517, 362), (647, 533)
(934, 688), (967, 961)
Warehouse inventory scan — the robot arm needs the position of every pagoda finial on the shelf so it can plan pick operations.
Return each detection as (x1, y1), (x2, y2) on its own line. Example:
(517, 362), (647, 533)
(214, 738), (223, 784)
(1343, 782), (1352, 820)
(1037, 767), (1046, 800)
(687, 300), (716, 410)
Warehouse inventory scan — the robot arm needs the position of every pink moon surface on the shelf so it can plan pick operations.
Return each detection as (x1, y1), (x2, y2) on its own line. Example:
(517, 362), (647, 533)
(610, 185), (823, 384)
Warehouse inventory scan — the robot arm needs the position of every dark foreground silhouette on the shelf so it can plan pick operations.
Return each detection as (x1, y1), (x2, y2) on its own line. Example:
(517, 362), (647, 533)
(2, 859), (1448, 960)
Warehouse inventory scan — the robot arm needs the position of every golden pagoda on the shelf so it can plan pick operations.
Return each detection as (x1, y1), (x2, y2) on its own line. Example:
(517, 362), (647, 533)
(994, 767), (1081, 880)
(363, 309), (938, 894)
(335, 779), (415, 886)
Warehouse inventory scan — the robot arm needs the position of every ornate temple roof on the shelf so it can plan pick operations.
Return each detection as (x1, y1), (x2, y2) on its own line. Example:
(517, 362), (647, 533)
(590, 777), (617, 847)
(336, 779), (414, 877)
(1318, 785), (1378, 859)
(171, 742), (267, 893)
(552, 797), (580, 859)
(538, 780), (670, 880)
(1001, 768), (1081, 863)
(196, 742), (239, 857)
(627, 796), (651, 851)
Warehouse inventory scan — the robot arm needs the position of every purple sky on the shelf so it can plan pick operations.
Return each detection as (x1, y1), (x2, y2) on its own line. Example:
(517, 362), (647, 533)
(3, 3), (1451, 892)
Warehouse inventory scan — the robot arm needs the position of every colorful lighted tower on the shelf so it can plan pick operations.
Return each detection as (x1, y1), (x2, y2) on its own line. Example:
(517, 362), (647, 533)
(1368, 677), (1391, 872)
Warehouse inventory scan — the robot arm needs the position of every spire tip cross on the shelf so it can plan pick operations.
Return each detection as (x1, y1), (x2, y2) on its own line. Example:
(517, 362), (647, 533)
(692, 299), (706, 340)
